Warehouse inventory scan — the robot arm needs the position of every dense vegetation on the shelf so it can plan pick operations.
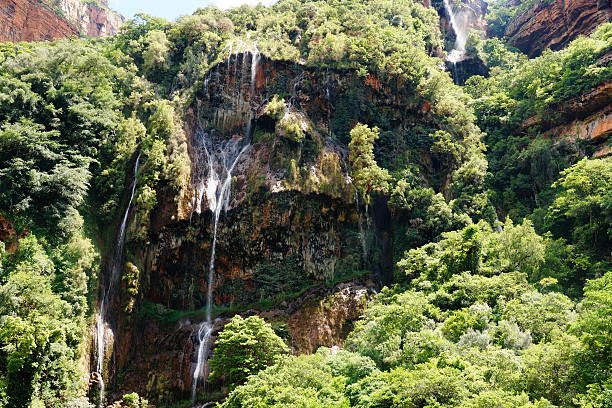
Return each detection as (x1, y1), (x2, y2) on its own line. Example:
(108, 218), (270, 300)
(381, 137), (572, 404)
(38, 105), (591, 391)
(0, 0), (609, 407)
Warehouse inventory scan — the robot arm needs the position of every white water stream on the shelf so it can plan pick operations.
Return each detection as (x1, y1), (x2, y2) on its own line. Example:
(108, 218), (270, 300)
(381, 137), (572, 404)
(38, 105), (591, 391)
(95, 153), (141, 408)
(190, 49), (258, 403)
(443, 0), (472, 63)
(190, 134), (250, 402)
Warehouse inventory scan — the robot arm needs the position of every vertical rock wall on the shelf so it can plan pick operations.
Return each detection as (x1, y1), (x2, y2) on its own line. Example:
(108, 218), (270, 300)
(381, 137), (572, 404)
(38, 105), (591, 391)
(0, 0), (123, 42)
(0, 0), (78, 42)
(506, 0), (611, 57)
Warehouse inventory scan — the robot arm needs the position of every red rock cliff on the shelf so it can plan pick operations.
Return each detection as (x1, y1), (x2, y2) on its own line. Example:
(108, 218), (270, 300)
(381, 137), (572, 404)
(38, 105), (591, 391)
(506, 0), (611, 57)
(0, 0), (123, 42)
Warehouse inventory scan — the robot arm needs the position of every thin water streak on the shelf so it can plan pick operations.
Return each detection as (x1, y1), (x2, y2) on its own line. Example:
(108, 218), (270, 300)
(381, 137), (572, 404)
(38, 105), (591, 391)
(95, 153), (141, 408)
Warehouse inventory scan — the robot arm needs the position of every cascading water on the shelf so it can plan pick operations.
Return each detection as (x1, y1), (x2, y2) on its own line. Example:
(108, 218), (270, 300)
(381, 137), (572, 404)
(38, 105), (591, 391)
(95, 153), (141, 408)
(190, 46), (257, 403)
(190, 321), (213, 402)
(443, 0), (472, 63)
(190, 135), (250, 403)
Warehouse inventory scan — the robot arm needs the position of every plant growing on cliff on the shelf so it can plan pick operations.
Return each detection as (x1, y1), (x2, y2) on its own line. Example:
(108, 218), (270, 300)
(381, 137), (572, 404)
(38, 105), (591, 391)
(348, 124), (391, 203)
(209, 316), (289, 389)
(264, 95), (287, 120)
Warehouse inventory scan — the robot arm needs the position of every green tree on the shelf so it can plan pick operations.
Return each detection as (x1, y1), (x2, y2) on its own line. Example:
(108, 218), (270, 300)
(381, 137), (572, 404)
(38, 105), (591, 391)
(345, 289), (436, 369)
(348, 124), (391, 203)
(209, 315), (289, 388)
(572, 272), (612, 387)
(546, 158), (611, 255)
(221, 353), (348, 408)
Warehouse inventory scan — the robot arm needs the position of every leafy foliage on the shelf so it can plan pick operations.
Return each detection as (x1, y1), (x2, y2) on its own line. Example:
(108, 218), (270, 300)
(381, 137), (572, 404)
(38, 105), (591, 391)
(209, 316), (289, 389)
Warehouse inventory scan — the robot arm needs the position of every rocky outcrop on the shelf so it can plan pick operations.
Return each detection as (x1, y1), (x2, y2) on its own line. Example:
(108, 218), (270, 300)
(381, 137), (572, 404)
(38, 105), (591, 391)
(544, 105), (612, 158)
(54, 0), (123, 37)
(0, 0), (123, 42)
(0, 214), (21, 254)
(524, 82), (612, 157)
(446, 57), (489, 85)
(0, 0), (78, 42)
(287, 283), (369, 354)
(506, 0), (611, 57)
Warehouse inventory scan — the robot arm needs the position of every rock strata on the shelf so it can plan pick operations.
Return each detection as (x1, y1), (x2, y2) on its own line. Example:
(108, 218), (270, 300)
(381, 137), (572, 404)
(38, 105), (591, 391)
(506, 0), (611, 57)
(0, 0), (123, 42)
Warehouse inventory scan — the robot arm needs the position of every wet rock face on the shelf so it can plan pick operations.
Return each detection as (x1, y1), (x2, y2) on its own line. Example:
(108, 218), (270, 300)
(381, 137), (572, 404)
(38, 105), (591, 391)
(0, 0), (123, 42)
(141, 53), (433, 314)
(147, 191), (364, 312)
(506, 0), (611, 57)
(445, 57), (489, 85)
(113, 53), (441, 402)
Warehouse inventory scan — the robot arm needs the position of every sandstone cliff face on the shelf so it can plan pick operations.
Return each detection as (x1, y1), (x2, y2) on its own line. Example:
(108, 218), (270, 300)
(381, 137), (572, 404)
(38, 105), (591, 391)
(543, 82), (612, 158)
(0, 0), (123, 42)
(54, 0), (123, 37)
(506, 0), (611, 57)
(523, 81), (612, 157)
(0, 0), (78, 42)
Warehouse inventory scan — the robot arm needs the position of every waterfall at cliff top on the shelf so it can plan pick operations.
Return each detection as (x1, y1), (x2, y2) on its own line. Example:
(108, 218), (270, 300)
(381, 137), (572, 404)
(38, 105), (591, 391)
(95, 153), (141, 408)
(443, 0), (472, 63)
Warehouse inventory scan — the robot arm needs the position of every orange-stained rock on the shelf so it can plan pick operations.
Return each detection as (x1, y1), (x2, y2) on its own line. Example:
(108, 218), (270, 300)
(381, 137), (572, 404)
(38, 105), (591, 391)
(0, 214), (19, 253)
(544, 107), (612, 157)
(365, 74), (382, 91)
(0, 0), (123, 43)
(523, 81), (611, 157)
(506, 0), (611, 57)
(0, 0), (78, 41)
(288, 283), (369, 354)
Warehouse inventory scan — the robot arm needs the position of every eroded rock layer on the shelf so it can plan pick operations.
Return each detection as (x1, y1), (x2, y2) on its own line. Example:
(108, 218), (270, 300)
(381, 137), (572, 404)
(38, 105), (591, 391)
(506, 0), (611, 57)
(0, 0), (122, 42)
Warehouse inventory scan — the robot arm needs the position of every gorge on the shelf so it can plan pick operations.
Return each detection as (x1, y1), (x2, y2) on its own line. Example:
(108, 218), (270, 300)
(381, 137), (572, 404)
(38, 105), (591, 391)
(0, 1), (610, 408)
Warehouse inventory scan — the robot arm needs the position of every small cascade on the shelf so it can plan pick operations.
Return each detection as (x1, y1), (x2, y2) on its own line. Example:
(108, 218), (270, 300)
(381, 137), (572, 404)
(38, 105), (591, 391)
(190, 132), (250, 403)
(95, 153), (141, 408)
(443, 0), (472, 63)
(190, 322), (214, 402)
(213, 43), (261, 135)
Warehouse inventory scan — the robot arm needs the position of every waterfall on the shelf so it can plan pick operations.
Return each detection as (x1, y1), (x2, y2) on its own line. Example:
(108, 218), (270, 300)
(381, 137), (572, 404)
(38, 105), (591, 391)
(190, 322), (214, 402)
(250, 46), (260, 95)
(443, 0), (472, 63)
(95, 153), (141, 408)
(190, 133), (249, 403)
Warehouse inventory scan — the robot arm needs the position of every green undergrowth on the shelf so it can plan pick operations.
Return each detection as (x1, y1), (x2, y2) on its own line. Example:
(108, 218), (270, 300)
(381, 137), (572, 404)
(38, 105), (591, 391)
(141, 269), (369, 325)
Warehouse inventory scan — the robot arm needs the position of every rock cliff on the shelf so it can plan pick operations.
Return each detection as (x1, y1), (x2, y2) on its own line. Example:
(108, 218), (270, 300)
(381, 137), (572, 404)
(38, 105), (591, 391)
(506, 0), (611, 57)
(523, 81), (612, 157)
(0, 0), (122, 42)
(100, 51), (452, 404)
